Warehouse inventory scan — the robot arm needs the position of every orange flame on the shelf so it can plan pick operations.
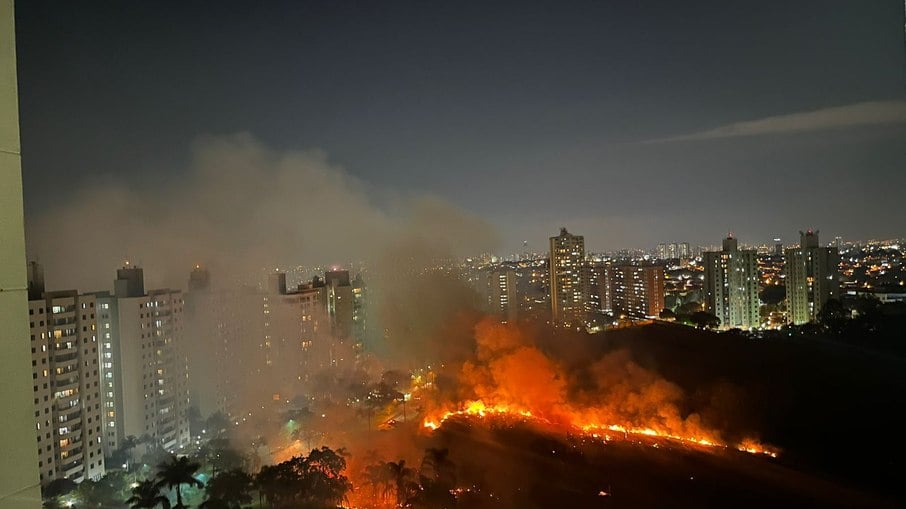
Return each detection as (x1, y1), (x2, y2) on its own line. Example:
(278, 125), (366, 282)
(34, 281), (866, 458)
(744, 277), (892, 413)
(420, 318), (779, 458)
(422, 399), (777, 456)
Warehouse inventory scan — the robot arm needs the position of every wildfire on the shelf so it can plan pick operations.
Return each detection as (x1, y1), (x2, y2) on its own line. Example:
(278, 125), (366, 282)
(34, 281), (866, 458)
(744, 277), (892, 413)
(422, 400), (777, 458)
(419, 318), (779, 460)
(424, 400), (535, 431)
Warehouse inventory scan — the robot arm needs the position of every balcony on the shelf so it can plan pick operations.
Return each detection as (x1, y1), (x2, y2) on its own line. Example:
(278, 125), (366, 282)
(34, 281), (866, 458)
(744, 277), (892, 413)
(59, 423), (84, 439)
(56, 398), (82, 414)
(54, 351), (80, 364)
(61, 457), (84, 477)
(54, 377), (80, 392)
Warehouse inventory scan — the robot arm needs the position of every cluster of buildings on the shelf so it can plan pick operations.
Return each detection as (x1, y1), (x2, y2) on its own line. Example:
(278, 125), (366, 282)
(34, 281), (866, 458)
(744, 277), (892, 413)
(656, 242), (692, 260)
(20, 261), (365, 487)
(702, 230), (840, 329)
(24, 263), (188, 484)
(479, 228), (667, 329)
(477, 228), (845, 332)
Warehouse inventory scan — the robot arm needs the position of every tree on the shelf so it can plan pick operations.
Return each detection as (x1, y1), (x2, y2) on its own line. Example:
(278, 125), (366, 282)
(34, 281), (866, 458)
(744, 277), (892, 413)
(141, 444), (172, 468)
(155, 455), (204, 509)
(818, 298), (847, 331)
(364, 461), (391, 500)
(78, 471), (129, 508)
(199, 438), (246, 477)
(690, 311), (720, 329)
(109, 435), (141, 470)
(204, 469), (254, 509)
(658, 308), (675, 320)
(256, 447), (352, 509)
(412, 448), (456, 509)
(759, 285), (786, 306)
(42, 478), (77, 500)
(205, 412), (230, 437)
(301, 447), (352, 508)
(385, 460), (416, 507)
(125, 480), (170, 509)
(675, 301), (703, 315)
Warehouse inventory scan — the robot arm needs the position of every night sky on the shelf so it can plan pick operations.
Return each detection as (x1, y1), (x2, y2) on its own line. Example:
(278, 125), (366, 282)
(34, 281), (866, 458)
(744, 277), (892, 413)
(15, 1), (906, 254)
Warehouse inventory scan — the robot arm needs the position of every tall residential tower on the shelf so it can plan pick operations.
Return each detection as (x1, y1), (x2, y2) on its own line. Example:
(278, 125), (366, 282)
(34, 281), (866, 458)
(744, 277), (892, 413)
(703, 236), (760, 330)
(549, 228), (585, 327)
(28, 288), (105, 483)
(610, 264), (665, 319)
(786, 230), (840, 325)
(100, 266), (190, 453)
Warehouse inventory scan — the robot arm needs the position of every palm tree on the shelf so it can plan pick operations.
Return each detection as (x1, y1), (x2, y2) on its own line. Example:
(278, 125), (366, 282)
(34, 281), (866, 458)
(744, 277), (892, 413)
(414, 448), (456, 508)
(155, 455), (204, 508)
(386, 460), (416, 506)
(125, 480), (170, 509)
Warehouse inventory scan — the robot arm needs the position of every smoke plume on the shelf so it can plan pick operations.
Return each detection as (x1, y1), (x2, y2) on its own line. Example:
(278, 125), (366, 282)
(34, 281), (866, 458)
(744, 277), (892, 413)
(25, 133), (498, 293)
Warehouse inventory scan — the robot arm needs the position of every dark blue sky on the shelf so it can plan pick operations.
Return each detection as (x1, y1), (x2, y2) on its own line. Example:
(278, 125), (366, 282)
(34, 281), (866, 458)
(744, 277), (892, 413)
(15, 1), (906, 253)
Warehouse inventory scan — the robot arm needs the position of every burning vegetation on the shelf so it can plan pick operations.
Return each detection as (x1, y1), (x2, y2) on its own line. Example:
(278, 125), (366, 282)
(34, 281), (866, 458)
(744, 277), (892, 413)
(421, 318), (777, 457)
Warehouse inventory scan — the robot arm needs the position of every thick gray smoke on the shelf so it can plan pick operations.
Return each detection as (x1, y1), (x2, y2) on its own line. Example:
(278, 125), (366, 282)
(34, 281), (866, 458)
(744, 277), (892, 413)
(25, 133), (498, 292)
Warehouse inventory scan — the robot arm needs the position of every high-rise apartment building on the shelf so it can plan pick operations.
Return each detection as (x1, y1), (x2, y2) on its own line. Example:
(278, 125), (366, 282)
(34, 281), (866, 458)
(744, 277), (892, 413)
(487, 268), (518, 323)
(549, 228), (585, 327)
(94, 292), (121, 458)
(610, 264), (665, 319)
(581, 263), (611, 314)
(247, 273), (326, 399)
(100, 266), (190, 452)
(324, 270), (354, 344)
(786, 230), (840, 325)
(703, 236), (760, 330)
(28, 287), (105, 484)
(185, 266), (237, 420)
(351, 274), (367, 352)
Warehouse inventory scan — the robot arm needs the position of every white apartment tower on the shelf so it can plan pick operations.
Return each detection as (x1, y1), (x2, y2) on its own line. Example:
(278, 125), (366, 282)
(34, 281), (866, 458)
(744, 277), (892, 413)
(100, 266), (190, 452)
(786, 230), (840, 325)
(703, 236), (761, 330)
(28, 284), (105, 484)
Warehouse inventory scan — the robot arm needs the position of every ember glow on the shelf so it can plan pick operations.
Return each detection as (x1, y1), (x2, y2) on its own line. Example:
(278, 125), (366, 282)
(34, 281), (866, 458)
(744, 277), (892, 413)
(421, 318), (779, 458)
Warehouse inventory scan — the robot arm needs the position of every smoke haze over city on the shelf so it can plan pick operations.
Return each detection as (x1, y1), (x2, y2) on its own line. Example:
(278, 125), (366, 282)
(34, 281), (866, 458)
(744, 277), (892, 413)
(26, 133), (498, 292)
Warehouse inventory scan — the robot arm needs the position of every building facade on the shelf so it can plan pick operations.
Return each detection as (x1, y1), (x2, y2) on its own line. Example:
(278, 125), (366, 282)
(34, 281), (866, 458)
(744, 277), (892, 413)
(610, 264), (665, 319)
(786, 230), (840, 325)
(94, 293), (123, 458)
(581, 263), (611, 314)
(703, 236), (760, 330)
(549, 228), (586, 327)
(185, 267), (238, 420)
(487, 267), (518, 323)
(28, 290), (105, 484)
(100, 267), (190, 453)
